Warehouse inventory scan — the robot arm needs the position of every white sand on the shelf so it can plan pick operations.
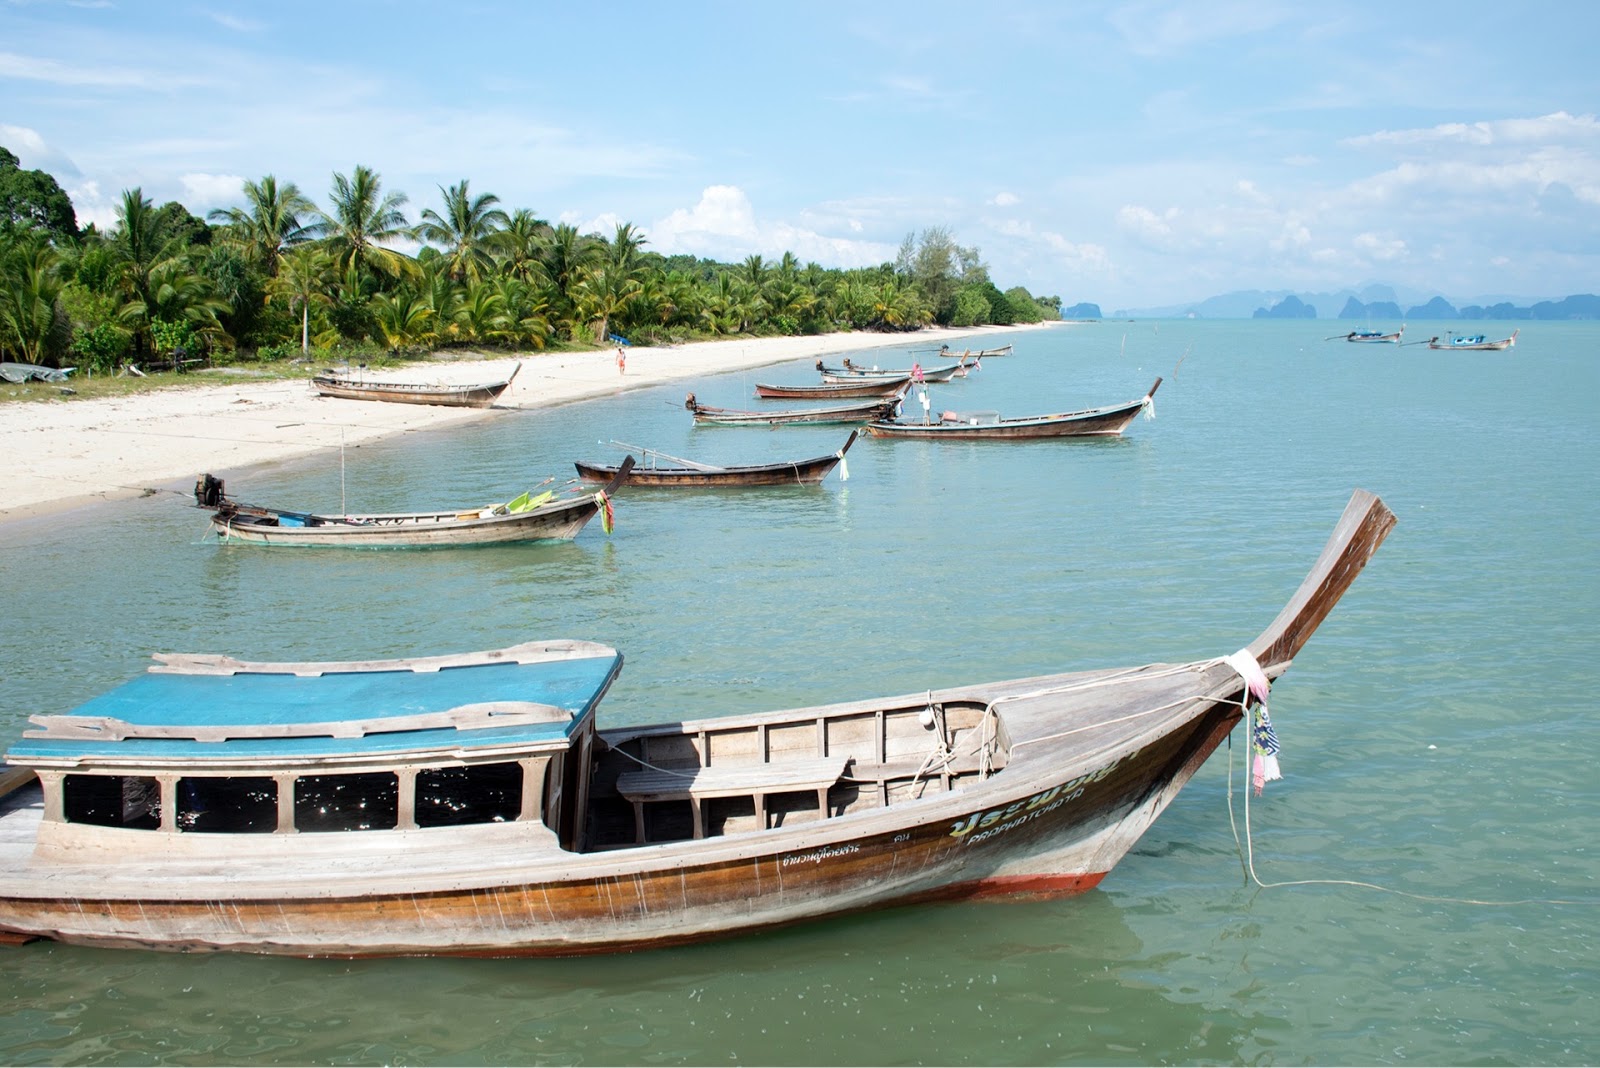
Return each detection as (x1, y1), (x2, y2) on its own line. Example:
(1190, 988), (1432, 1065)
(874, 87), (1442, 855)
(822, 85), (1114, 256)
(0, 323), (1059, 525)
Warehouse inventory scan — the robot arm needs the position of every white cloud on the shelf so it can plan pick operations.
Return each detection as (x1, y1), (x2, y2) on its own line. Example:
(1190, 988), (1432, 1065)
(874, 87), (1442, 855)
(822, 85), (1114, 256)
(202, 10), (266, 33)
(1106, 0), (1296, 58)
(1347, 111), (1600, 150)
(0, 123), (81, 176)
(0, 49), (210, 89)
(1116, 204), (1181, 245)
(649, 185), (894, 268)
(990, 192), (1021, 207)
(179, 172), (246, 210)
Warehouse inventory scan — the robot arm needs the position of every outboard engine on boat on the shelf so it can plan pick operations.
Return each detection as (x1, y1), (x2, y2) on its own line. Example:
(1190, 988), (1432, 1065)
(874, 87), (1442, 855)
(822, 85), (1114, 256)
(195, 473), (226, 508)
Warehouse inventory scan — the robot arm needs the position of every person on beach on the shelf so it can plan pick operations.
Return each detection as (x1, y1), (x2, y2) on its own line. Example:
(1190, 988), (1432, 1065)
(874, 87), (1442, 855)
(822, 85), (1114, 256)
(616, 348), (626, 375)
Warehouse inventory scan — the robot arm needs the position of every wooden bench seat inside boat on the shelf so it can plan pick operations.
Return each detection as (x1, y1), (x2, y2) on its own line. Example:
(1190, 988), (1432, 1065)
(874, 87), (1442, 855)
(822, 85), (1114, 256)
(615, 756), (849, 842)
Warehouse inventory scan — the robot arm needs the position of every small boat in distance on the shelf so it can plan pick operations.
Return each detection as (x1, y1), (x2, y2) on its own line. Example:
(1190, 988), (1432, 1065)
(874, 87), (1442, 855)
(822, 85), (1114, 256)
(575, 434), (858, 487)
(686, 392), (902, 426)
(193, 459), (632, 548)
(0, 490), (1396, 956)
(754, 376), (910, 400)
(1427, 330), (1518, 351)
(1329, 327), (1403, 344)
(312, 362), (521, 408)
(866, 379), (1161, 440)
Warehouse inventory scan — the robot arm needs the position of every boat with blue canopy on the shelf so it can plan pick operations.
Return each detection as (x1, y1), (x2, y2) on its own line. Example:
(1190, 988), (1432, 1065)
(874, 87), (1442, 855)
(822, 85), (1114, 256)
(0, 490), (1396, 957)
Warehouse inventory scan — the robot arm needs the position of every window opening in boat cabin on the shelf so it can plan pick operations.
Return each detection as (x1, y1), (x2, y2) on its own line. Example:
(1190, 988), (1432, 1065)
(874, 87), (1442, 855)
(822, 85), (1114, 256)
(63, 774), (161, 829)
(294, 771), (399, 832)
(416, 762), (523, 827)
(178, 776), (277, 833)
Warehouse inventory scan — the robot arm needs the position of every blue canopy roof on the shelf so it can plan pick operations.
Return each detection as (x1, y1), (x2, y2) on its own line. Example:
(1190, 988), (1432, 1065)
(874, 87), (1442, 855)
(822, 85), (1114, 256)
(8, 648), (623, 765)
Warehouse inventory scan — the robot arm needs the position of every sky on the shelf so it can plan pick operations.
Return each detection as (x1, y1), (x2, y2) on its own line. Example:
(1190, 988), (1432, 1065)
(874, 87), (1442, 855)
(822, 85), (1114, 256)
(3, 0), (1597, 313)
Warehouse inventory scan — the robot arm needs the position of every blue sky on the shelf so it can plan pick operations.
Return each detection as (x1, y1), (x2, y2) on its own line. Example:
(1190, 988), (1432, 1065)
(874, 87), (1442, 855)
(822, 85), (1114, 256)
(3, 0), (1597, 312)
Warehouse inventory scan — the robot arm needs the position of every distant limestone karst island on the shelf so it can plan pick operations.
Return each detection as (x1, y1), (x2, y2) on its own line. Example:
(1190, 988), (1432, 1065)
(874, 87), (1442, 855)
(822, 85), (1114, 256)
(1109, 286), (1599, 320)
(1255, 293), (1599, 321)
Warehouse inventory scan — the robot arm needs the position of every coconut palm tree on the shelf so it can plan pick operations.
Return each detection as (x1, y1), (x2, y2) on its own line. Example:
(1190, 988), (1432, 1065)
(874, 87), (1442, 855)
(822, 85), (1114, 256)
(570, 260), (642, 345)
(416, 180), (509, 284)
(145, 258), (232, 349)
(538, 223), (599, 338)
(206, 175), (314, 276)
(0, 232), (66, 364)
(268, 246), (337, 353)
(308, 165), (414, 279)
(491, 276), (552, 349)
(493, 208), (550, 282)
(368, 289), (434, 353)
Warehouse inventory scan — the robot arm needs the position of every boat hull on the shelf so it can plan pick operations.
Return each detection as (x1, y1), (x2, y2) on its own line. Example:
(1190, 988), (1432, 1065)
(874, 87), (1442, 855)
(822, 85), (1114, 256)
(207, 459), (630, 548)
(311, 363), (520, 408)
(575, 458), (839, 487)
(686, 394), (899, 426)
(754, 378), (909, 399)
(211, 500), (605, 547)
(867, 381), (1159, 439)
(0, 697), (1236, 956)
(1428, 331), (1518, 351)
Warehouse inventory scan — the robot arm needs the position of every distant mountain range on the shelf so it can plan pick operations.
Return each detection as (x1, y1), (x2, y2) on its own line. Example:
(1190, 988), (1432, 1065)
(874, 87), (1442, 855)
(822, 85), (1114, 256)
(1109, 285), (1600, 320)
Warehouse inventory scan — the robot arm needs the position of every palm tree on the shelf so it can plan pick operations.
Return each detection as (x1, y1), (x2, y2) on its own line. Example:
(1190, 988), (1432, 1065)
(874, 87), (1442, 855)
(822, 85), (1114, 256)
(268, 246), (336, 353)
(570, 260), (642, 345)
(308, 165), (414, 279)
(145, 258), (232, 349)
(368, 289), (434, 353)
(493, 209), (550, 282)
(0, 233), (66, 364)
(453, 281), (508, 344)
(538, 223), (599, 338)
(111, 188), (178, 324)
(491, 276), (552, 349)
(206, 175), (314, 276)
(416, 180), (509, 283)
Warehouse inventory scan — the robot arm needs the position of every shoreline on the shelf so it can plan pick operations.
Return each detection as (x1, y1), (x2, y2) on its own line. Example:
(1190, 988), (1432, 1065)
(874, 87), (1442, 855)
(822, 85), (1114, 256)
(0, 323), (1060, 527)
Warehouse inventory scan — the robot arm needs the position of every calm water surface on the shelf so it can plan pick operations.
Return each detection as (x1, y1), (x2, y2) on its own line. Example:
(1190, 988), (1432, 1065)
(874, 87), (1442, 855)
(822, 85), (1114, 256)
(2, 320), (1597, 1065)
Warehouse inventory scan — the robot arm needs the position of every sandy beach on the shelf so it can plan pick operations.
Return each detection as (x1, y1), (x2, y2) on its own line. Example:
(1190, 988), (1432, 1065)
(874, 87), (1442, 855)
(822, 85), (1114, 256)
(0, 323), (1058, 525)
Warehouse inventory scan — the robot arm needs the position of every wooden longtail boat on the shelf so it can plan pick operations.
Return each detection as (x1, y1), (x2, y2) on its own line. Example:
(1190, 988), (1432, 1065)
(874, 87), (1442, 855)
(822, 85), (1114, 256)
(312, 362), (521, 408)
(940, 343), (1012, 357)
(1329, 328), (1403, 343)
(754, 376), (911, 399)
(193, 459), (632, 548)
(1426, 330), (1518, 351)
(685, 392), (902, 426)
(0, 490), (1395, 957)
(814, 358), (972, 384)
(575, 434), (857, 487)
(866, 379), (1162, 440)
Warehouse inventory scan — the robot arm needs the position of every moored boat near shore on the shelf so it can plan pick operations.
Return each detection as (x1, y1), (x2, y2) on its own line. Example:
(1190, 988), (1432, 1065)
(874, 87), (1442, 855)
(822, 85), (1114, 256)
(754, 376), (911, 400)
(575, 434), (857, 487)
(312, 363), (521, 408)
(685, 392), (902, 426)
(0, 490), (1396, 957)
(866, 379), (1161, 440)
(192, 460), (631, 548)
(1427, 330), (1518, 351)
(815, 357), (972, 384)
(940, 343), (1012, 357)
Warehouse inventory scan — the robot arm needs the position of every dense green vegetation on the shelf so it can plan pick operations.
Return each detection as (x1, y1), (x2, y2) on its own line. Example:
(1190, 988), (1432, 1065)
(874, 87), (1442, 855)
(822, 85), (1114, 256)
(0, 149), (1060, 374)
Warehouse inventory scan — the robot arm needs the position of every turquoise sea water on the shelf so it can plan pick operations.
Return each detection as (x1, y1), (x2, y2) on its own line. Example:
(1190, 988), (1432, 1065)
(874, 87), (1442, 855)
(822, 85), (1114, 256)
(1, 320), (1596, 1065)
